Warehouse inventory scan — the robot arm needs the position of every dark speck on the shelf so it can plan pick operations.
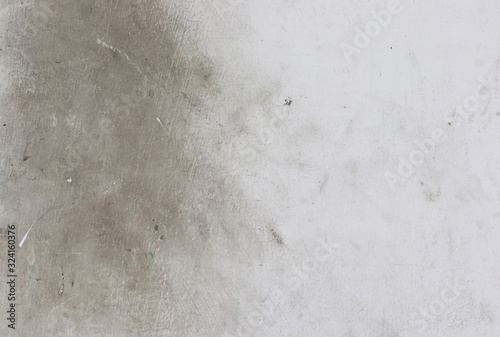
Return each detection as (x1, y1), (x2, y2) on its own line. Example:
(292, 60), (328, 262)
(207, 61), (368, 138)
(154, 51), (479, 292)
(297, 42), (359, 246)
(154, 224), (158, 231)
(271, 229), (284, 245)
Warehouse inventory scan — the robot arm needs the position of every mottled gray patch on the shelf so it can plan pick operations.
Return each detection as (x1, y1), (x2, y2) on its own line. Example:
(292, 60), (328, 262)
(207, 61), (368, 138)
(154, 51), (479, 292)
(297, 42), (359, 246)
(1, 0), (285, 336)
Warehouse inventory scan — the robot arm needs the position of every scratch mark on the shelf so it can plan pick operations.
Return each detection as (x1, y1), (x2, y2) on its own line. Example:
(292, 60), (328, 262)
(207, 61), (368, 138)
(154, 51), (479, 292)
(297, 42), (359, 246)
(124, 197), (139, 211)
(19, 209), (52, 248)
(156, 117), (163, 126)
(96, 38), (149, 80)
(319, 174), (329, 192)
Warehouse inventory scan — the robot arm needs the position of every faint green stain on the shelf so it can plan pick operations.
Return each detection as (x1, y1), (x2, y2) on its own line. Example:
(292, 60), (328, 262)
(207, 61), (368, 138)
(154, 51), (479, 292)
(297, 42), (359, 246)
(145, 251), (157, 266)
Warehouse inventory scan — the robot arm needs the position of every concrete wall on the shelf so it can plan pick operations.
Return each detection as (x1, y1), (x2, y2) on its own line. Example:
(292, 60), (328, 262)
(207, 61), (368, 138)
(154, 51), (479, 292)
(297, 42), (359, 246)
(1, 0), (500, 336)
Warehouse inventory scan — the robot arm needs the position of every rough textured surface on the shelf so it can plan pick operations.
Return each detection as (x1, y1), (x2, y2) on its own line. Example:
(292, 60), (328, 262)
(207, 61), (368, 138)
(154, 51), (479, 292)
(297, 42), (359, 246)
(1, 0), (500, 336)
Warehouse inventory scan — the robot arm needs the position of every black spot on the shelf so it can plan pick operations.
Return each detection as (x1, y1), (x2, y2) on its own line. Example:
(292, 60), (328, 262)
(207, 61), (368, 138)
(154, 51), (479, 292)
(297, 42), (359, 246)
(271, 229), (284, 245)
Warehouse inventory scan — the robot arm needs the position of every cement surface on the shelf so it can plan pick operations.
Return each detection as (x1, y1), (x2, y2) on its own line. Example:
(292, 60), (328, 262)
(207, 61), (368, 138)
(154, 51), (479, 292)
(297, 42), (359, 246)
(1, 1), (500, 336)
